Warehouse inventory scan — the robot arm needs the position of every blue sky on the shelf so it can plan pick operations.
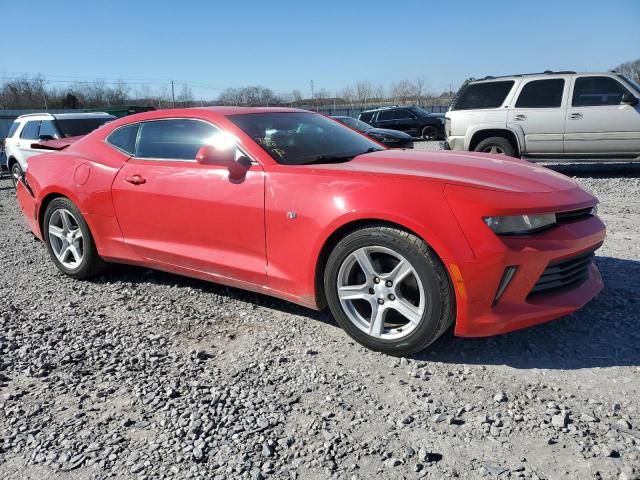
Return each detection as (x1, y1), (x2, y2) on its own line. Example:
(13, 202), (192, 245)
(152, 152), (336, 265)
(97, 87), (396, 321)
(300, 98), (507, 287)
(2, 0), (639, 99)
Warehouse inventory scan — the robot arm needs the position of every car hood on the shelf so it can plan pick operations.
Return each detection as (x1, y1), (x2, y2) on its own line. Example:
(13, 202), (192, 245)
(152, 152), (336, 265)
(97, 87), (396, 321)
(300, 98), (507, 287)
(309, 150), (578, 193)
(366, 128), (413, 139)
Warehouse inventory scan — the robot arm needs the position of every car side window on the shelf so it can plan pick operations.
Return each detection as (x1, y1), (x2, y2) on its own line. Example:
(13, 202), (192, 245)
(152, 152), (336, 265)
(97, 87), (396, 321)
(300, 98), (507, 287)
(515, 79), (565, 108)
(572, 76), (630, 107)
(359, 112), (374, 123)
(20, 121), (41, 140)
(136, 119), (219, 160)
(395, 109), (415, 120)
(378, 110), (394, 121)
(107, 124), (139, 155)
(39, 120), (60, 139)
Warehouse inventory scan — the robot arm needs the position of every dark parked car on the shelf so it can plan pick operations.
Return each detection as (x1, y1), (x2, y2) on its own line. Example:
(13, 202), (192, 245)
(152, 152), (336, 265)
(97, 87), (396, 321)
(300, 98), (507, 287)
(358, 106), (445, 140)
(331, 116), (414, 149)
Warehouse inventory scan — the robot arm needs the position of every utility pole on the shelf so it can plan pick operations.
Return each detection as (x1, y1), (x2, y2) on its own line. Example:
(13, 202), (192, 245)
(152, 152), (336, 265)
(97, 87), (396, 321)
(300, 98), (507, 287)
(311, 80), (315, 111)
(171, 80), (176, 108)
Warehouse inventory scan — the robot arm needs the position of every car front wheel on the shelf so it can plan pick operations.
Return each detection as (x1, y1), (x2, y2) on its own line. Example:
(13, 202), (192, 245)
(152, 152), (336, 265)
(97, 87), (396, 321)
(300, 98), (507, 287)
(43, 197), (105, 279)
(324, 226), (454, 356)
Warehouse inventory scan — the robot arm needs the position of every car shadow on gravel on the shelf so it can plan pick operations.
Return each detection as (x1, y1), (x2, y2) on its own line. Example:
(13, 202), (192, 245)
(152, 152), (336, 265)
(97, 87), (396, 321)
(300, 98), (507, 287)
(417, 256), (640, 370)
(92, 256), (639, 370)
(544, 162), (640, 178)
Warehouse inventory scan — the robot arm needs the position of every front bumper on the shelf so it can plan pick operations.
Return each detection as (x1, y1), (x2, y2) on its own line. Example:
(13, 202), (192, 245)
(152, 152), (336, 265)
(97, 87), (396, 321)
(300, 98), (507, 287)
(445, 185), (606, 337)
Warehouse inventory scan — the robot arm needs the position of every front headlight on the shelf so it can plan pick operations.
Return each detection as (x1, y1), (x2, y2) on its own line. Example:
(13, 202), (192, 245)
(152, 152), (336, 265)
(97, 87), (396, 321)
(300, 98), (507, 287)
(483, 213), (556, 235)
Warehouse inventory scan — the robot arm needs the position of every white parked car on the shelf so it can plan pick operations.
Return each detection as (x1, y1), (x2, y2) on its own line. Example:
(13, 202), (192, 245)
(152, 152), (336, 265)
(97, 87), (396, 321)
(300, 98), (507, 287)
(4, 112), (115, 185)
(445, 71), (640, 160)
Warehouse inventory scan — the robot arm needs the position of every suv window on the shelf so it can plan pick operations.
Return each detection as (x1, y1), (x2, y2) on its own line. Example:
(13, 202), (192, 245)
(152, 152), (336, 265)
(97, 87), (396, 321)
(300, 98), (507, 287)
(377, 110), (395, 121)
(20, 121), (40, 140)
(7, 122), (20, 138)
(107, 124), (139, 155)
(136, 119), (218, 160)
(395, 109), (415, 120)
(452, 81), (514, 110)
(515, 79), (565, 108)
(39, 120), (60, 139)
(359, 112), (374, 123)
(56, 117), (113, 137)
(572, 76), (629, 106)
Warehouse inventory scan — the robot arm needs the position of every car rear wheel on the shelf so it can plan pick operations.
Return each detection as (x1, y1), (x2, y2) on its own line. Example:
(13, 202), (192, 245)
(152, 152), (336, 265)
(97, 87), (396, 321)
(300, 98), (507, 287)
(421, 125), (439, 141)
(324, 226), (454, 356)
(474, 136), (517, 157)
(43, 197), (106, 279)
(10, 162), (22, 188)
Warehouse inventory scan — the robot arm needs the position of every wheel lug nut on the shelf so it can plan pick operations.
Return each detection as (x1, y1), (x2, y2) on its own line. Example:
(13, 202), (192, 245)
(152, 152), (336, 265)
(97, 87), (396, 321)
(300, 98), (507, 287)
(388, 294), (395, 301)
(373, 277), (380, 284)
(385, 280), (393, 287)
(377, 298), (384, 305)
(368, 288), (375, 295)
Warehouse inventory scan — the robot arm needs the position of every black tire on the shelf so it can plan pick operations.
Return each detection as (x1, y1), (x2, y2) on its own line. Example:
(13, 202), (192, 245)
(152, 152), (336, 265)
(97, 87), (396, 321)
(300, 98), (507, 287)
(10, 161), (22, 188)
(421, 125), (439, 141)
(43, 197), (106, 279)
(324, 226), (454, 356)
(474, 136), (517, 157)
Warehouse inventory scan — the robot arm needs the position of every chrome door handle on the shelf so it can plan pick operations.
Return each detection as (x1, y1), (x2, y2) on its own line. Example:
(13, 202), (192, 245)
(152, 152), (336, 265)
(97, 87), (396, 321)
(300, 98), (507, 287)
(125, 174), (146, 185)
(569, 113), (583, 120)
(514, 114), (526, 121)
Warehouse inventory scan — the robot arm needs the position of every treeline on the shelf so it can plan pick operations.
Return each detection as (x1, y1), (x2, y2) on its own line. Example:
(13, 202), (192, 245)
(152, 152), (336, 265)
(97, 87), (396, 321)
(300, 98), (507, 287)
(0, 76), (194, 110)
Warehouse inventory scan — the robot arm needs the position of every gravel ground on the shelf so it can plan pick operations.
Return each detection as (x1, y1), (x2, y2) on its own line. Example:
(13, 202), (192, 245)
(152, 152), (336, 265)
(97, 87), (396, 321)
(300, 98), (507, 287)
(0, 148), (639, 480)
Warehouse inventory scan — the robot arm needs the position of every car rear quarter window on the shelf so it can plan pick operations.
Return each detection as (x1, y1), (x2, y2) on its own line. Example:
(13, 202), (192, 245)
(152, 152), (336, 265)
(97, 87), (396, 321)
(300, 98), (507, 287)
(7, 121), (20, 138)
(107, 124), (139, 155)
(572, 76), (630, 106)
(20, 121), (41, 140)
(359, 112), (374, 123)
(136, 119), (218, 160)
(515, 79), (565, 108)
(452, 81), (514, 110)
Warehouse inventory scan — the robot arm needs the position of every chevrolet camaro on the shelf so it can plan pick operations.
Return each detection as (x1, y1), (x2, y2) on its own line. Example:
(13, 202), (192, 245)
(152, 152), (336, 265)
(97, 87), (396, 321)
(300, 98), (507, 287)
(15, 108), (606, 355)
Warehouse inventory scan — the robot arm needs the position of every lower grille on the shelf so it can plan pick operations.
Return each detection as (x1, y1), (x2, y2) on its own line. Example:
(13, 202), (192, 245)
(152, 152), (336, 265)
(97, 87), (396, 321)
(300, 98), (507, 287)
(529, 250), (595, 296)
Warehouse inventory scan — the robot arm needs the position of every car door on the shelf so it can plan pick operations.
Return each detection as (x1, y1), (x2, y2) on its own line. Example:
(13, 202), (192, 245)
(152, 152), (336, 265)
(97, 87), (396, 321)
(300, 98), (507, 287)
(507, 77), (568, 154)
(374, 110), (396, 130)
(16, 120), (42, 167)
(394, 109), (419, 136)
(110, 118), (267, 286)
(565, 75), (640, 155)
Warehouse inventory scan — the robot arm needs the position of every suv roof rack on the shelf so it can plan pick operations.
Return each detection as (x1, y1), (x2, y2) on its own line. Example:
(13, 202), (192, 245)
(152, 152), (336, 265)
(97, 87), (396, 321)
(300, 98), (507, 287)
(16, 112), (55, 119)
(477, 70), (577, 81)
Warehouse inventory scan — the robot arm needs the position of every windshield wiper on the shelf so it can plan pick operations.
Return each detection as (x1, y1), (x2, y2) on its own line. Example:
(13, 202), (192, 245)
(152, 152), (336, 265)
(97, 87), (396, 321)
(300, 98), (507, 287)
(304, 147), (383, 165)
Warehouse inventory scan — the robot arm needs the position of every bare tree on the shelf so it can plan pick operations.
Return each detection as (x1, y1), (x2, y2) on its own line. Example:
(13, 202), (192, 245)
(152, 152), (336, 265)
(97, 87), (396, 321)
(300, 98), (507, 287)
(614, 58), (640, 83)
(355, 80), (373, 108)
(177, 84), (194, 107)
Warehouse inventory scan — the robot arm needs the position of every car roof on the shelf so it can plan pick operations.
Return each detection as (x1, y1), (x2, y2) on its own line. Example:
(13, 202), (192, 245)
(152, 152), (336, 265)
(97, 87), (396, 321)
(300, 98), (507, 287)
(468, 71), (623, 83)
(16, 112), (115, 120)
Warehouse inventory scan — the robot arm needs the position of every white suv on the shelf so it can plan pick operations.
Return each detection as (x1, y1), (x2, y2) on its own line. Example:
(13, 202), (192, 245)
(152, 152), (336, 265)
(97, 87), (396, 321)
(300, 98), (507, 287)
(5, 112), (115, 185)
(445, 71), (640, 160)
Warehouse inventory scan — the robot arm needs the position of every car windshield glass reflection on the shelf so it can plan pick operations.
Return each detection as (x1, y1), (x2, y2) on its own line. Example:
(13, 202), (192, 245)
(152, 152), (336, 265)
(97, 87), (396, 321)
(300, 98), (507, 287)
(229, 112), (383, 165)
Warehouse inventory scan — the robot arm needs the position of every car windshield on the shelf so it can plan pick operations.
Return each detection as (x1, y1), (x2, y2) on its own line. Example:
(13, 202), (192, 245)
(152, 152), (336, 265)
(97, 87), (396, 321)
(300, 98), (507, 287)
(228, 112), (384, 165)
(55, 117), (114, 138)
(337, 117), (373, 132)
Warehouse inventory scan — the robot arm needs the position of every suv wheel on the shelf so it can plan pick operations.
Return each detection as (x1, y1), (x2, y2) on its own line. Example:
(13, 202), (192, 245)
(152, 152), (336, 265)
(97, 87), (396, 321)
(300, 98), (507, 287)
(474, 137), (517, 157)
(324, 226), (454, 356)
(421, 125), (438, 141)
(10, 162), (23, 188)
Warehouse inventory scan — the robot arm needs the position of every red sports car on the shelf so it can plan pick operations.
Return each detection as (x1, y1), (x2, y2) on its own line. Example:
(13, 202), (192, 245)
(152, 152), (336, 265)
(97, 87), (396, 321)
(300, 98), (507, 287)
(15, 108), (606, 355)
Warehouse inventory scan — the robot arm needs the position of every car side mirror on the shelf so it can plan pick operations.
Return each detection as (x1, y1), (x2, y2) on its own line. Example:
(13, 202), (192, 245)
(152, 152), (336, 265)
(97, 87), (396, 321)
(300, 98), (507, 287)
(622, 93), (639, 106)
(195, 145), (249, 181)
(39, 134), (55, 141)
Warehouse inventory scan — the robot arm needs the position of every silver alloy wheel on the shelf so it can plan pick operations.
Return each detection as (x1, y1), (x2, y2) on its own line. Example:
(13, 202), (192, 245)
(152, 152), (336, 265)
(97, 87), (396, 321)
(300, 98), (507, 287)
(11, 164), (21, 184)
(336, 246), (425, 340)
(483, 145), (505, 154)
(48, 209), (84, 269)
